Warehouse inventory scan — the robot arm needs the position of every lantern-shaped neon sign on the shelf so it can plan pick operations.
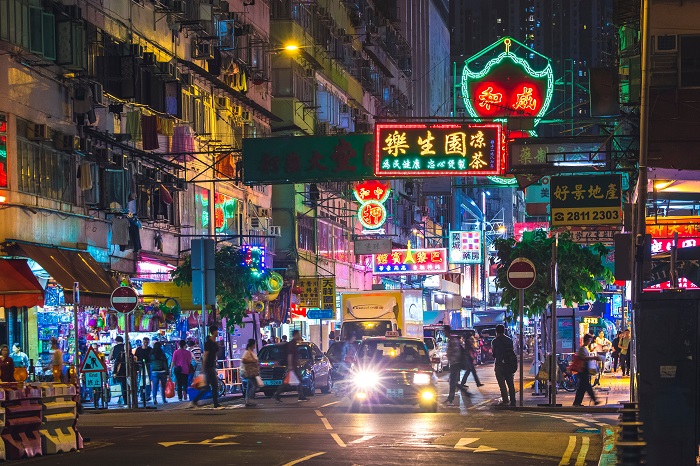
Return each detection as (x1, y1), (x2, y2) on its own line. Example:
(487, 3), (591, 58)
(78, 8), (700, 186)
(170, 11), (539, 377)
(353, 180), (390, 230)
(461, 37), (553, 128)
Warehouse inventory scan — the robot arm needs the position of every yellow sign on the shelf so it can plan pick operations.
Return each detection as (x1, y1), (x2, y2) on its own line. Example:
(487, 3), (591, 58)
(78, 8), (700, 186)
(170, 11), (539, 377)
(319, 277), (336, 312)
(581, 316), (600, 325)
(297, 277), (320, 307)
(551, 206), (621, 226)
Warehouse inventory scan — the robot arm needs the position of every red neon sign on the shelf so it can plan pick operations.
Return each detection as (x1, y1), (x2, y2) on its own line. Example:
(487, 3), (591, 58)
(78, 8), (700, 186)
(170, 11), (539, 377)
(372, 247), (448, 275)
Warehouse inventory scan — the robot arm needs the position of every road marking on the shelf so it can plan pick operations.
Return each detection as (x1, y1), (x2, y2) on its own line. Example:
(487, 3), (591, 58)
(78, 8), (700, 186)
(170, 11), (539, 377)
(575, 436), (590, 466)
(559, 436), (577, 465)
(349, 435), (375, 444)
(320, 417), (333, 430)
(330, 433), (346, 448)
(158, 434), (239, 448)
(113, 426), (142, 429)
(320, 400), (340, 408)
(314, 410), (323, 417)
(282, 452), (326, 466)
(573, 423), (589, 427)
(455, 438), (479, 450)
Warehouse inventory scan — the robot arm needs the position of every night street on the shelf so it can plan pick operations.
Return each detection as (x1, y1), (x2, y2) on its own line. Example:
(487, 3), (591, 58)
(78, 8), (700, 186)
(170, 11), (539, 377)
(18, 368), (614, 465)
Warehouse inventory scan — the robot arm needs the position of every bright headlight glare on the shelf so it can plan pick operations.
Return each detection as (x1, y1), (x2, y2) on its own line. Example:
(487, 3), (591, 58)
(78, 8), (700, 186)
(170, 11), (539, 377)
(413, 373), (431, 385)
(421, 390), (434, 400)
(353, 370), (380, 387)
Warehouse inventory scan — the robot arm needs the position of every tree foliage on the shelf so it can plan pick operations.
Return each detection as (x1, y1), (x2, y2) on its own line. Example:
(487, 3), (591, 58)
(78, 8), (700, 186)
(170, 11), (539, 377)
(492, 230), (613, 318)
(171, 245), (272, 328)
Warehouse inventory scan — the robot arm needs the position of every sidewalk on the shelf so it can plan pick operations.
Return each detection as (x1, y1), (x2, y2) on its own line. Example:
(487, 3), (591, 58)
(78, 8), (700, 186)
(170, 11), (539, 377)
(82, 389), (245, 412)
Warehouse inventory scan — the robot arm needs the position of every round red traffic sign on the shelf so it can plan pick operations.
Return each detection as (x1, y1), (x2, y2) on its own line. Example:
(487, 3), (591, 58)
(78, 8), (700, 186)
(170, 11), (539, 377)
(110, 286), (139, 313)
(507, 258), (537, 289)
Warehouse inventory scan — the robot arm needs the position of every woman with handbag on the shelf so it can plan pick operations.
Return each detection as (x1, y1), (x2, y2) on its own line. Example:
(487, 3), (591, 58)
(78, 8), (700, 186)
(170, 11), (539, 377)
(150, 342), (169, 405)
(171, 340), (193, 401)
(573, 334), (603, 407)
(241, 339), (260, 407)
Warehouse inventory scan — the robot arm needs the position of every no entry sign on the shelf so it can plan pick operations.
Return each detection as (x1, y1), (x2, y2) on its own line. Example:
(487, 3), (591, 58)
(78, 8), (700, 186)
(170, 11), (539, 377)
(507, 258), (537, 289)
(110, 286), (139, 313)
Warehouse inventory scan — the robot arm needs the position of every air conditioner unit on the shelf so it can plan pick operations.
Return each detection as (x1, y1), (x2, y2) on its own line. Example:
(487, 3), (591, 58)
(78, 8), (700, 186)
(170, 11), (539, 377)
(250, 217), (261, 229)
(172, 0), (186, 14)
(112, 152), (126, 168)
(340, 104), (349, 114)
(91, 82), (105, 106)
(231, 105), (242, 117)
(192, 42), (214, 60)
(240, 110), (251, 122)
(27, 124), (51, 141)
(155, 170), (162, 182)
(54, 134), (80, 151)
(215, 96), (230, 109)
(155, 60), (171, 75)
(180, 73), (192, 86)
(269, 226), (282, 237)
(257, 207), (270, 218)
(305, 68), (315, 77)
(174, 179), (188, 191)
(131, 44), (145, 58)
(317, 122), (329, 135)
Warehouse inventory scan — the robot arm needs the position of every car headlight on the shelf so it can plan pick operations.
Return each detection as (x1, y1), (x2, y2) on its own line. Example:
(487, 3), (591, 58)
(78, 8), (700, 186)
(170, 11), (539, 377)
(413, 373), (431, 385)
(353, 370), (380, 388)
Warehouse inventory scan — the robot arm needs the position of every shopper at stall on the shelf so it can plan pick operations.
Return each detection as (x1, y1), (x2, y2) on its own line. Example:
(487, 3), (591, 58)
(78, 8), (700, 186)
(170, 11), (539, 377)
(110, 336), (127, 404)
(150, 341), (169, 405)
(135, 337), (152, 403)
(171, 340), (193, 402)
(11, 343), (28, 368)
(0, 345), (15, 383)
(241, 339), (260, 407)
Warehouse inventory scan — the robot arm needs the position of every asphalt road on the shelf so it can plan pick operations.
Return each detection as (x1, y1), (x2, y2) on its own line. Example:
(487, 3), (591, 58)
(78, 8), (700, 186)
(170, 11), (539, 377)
(19, 367), (617, 465)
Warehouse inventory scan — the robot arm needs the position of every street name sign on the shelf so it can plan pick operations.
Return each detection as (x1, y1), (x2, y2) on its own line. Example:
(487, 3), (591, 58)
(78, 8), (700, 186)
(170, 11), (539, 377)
(307, 309), (334, 320)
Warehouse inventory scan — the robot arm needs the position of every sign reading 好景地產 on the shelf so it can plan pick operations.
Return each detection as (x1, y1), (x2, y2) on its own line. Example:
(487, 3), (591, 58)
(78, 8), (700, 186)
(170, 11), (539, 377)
(549, 174), (623, 227)
(375, 123), (505, 177)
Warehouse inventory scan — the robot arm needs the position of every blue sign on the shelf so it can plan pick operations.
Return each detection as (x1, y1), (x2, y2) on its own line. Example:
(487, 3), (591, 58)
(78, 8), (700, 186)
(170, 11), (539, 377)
(307, 309), (334, 319)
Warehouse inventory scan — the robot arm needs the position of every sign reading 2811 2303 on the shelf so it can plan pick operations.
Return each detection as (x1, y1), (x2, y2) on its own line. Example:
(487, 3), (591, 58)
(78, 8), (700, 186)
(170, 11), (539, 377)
(549, 174), (623, 227)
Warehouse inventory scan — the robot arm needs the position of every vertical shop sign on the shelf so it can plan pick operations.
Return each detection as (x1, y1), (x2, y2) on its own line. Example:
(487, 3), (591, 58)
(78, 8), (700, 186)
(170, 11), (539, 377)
(319, 277), (336, 315)
(297, 277), (320, 307)
(0, 113), (7, 188)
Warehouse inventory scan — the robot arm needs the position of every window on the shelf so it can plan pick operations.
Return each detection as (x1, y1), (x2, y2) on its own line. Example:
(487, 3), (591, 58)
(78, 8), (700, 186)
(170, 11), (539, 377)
(17, 136), (76, 204)
(680, 35), (700, 88)
(298, 214), (315, 252)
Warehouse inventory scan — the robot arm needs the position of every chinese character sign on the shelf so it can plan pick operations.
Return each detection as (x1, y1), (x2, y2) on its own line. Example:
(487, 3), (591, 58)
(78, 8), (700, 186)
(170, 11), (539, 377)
(448, 231), (482, 264)
(0, 113), (6, 188)
(353, 180), (390, 230)
(550, 174), (623, 227)
(461, 37), (553, 125)
(375, 123), (504, 176)
(297, 277), (320, 307)
(319, 277), (336, 313)
(647, 218), (700, 238)
(372, 248), (448, 275)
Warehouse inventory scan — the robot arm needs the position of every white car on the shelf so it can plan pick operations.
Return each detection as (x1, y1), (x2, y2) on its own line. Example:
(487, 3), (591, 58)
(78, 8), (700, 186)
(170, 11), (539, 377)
(423, 337), (447, 372)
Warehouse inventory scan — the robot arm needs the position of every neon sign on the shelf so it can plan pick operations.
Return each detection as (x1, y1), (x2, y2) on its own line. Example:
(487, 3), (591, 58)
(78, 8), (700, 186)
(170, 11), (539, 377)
(213, 192), (236, 232)
(375, 123), (505, 177)
(448, 231), (482, 264)
(241, 245), (266, 277)
(372, 242), (448, 275)
(353, 180), (390, 230)
(461, 37), (553, 128)
(0, 113), (7, 188)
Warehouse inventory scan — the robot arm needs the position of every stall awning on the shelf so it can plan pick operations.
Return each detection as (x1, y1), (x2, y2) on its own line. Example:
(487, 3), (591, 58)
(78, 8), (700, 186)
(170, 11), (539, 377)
(0, 259), (44, 308)
(141, 282), (198, 311)
(3, 241), (119, 305)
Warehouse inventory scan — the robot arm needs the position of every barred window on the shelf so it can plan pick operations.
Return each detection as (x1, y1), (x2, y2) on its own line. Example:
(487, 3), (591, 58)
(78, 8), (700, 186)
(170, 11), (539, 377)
(17, 138), (76, 204)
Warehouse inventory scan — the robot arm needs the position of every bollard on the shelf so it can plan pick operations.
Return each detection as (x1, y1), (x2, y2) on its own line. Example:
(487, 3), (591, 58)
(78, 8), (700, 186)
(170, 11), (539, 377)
(616, 401), (646, 465)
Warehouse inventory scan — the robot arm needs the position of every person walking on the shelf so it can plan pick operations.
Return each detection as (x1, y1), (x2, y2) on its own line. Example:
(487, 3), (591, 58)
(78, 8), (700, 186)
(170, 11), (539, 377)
(274, 330), (308, 402)
(611, 331), (622, 373)
(110, 336), (127, 404)
(0, 345), (15, 383)
(444, 334), (469, 405)
(460, 335), (484, 389)
(593, 330), (611, 386)
(492, 324), (516, 406)
(191, 325), (222, 409)
(619, 329), (631, 376)
(171, 340), (193, 402)
(573, 334), (603, 406)
(241, 339), (260, 407)
(134, 337), (152, 402)
(150, 341), (169, 405)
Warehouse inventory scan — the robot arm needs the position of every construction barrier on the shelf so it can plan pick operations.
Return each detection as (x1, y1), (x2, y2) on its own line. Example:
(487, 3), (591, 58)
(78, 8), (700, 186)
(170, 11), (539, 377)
(35, 384), (77, 454)
(2, 386), (43, 460)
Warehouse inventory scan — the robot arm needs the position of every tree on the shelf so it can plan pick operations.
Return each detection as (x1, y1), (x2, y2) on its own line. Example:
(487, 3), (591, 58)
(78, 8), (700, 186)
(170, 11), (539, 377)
(492, 230), (614, 318)
(171, 245), (272, 328)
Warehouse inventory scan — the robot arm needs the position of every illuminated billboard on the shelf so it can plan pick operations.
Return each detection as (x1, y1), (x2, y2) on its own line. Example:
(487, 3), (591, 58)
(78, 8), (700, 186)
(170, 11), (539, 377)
(353, 180), (390, 231)
(372, 246), (448, 275)
(448, 231), (482, 264)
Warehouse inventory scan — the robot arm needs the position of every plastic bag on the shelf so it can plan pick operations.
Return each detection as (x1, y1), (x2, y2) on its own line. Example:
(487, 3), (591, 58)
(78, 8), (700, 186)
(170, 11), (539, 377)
(284, 371), (300, 386)
(191, 374), (206, 389)
(165, 377), (175, 398)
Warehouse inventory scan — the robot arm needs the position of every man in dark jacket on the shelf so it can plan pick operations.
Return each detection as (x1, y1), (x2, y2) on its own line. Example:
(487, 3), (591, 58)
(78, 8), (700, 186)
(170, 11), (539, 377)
(444, 334), (469, 405)
(109, 336), (127, 404)
(491, 324), (516, 406)
(274, 330), (309, 402)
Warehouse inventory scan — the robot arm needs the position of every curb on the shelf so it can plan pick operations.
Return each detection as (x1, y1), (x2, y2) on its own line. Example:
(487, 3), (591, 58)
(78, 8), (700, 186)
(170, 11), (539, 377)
(493, 405), (621, 414)
(81, 393), (244, 413)
(597, 424), (617, 466)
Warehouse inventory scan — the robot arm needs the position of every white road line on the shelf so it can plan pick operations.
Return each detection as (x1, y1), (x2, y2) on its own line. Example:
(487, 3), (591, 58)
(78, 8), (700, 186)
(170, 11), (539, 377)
(320, 401), (341, 408)
(455, 437), (479, 450)
(330, 433), (346, 448)
(282, 452), (326, 466)
(575, 436), (590, 466)
(320, 417), (333, 430)
(349, 435), (375, 444)
(314, 410), (323, 417)
(559, 436), (577, 466)
(573, 423), (589, 427)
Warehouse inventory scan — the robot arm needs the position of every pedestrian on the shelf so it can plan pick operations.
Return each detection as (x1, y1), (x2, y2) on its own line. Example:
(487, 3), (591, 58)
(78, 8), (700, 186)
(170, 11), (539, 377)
(573, 334), (603, 406)
(281, 335), (288, 343)
(611, 331), (622, 373)
(492, 324), (516, 406)
(110, 336), (127, 404)
(444, 334), (469, 405)
(0, 345), (15, 383)
(134, 337), (152, 402)
(150, 341), (169, 405)
(241, 339), (260, 407)
(191, 325), (222, 409)
(50, 337), (64, 382)
(274, 329), (308, 402)
(593, 330), (611, 386)
(619, 329), (631, 376)
(460, 335), (484, 388)
(11, 343), (28, 368)
(186, 339), (201, 386)
(171, 340), (193, 401)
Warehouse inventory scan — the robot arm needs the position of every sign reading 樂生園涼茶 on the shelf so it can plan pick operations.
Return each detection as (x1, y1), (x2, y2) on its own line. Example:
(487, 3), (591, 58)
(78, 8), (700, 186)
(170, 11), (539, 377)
(374, 123), (505, 177)
(549, 174), (623, 227)
(372, 247), (448, 275)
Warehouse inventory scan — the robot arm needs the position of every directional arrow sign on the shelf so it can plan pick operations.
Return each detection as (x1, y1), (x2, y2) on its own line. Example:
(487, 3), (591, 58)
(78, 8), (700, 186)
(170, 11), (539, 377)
(454, 437), (498, 453)
(307, 308), (334, 319)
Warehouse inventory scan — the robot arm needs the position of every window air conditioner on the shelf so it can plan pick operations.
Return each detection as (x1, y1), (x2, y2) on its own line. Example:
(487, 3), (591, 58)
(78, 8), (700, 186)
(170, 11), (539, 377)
(269, 226), (282, 237)
(27, 124), (51, 141)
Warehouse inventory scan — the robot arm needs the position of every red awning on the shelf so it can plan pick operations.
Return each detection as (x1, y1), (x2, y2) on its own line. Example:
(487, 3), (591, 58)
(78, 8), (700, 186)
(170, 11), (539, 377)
(0, 259), (44, 308)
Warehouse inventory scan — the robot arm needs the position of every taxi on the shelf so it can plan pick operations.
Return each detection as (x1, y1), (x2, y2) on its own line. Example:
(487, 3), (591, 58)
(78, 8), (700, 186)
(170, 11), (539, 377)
(348, 335), (438, 412)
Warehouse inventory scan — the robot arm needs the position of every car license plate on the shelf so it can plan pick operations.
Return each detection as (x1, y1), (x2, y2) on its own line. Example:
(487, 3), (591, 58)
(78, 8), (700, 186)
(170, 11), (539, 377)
(263, 380), (282, 386)
(386, 388), (403, 398)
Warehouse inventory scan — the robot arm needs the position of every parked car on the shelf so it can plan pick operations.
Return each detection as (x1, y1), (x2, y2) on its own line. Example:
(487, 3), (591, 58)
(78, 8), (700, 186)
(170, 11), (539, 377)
(347, 337), (438, 412)
(423, 337), (447, 372)
(257, 342), (332, 397)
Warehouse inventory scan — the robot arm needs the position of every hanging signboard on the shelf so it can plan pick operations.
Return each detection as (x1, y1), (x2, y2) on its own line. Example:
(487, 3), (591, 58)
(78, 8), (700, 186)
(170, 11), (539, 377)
(375, 123), (505, 176)
(549, 174), (623, 227)
(353, 180), (390, 231)
(319, 277), (336, 316)
(372, 246), (448, 275)
(296, 277), (320, 307)
(509, 137), (610, 173)
(448, 231), (482, 264)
